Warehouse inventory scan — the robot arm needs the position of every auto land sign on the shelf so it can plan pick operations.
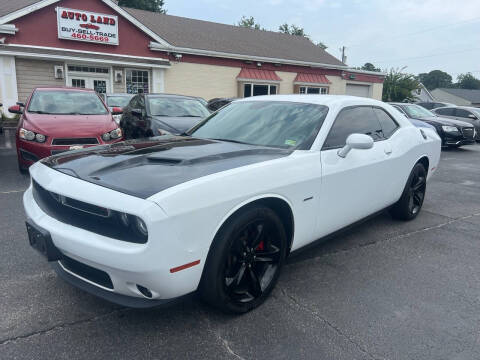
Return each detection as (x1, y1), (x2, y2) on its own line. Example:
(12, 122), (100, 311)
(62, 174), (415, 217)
(57, 7), (119, 45)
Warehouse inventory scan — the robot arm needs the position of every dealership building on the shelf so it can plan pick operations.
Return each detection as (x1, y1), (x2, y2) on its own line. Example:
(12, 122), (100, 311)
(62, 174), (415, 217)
(0, 0), (385, 109)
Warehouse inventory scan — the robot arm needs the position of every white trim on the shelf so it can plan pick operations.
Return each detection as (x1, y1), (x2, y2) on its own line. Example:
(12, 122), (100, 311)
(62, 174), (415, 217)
(0, 24), (18, 34)
(6, 44), (171, 64)
(294, 81), (330, 87)
(0, 0), (60, 24)
(347, 68), (387, 76)
(150, 42), (349, 70)
(101, 0), (172, 48)
(0, 49), (170, 68)
(237, 78), (281, 84)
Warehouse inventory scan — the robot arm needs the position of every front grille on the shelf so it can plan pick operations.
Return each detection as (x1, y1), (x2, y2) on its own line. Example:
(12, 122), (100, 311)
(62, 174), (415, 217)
(52, 138), (98, 146)
(32, 180), (147, 243)
(461, 127), (475, 140)
(60, 255), (113, 289)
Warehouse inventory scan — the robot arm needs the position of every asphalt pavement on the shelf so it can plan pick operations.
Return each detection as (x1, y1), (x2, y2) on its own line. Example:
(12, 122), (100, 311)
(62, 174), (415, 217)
(1, 132), (479, 360)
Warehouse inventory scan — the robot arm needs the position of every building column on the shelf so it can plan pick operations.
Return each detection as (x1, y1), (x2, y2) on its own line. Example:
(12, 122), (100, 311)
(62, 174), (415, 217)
(0, 55), (18, 110)
(151, 68), (165, 93)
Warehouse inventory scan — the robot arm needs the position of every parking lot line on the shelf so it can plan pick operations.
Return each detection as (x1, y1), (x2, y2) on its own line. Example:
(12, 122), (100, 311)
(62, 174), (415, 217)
(0, 190), (26, 194)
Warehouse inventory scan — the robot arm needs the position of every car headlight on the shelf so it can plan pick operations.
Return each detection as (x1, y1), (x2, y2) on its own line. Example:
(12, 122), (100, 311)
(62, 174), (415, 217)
(19, 128), (46, 142)
(442, 125), (458, 133)
(157, 128), (172, 136)
(110, 128), (122, 139)
(102, 128), (122, 141)
(117, 212), (148, 238)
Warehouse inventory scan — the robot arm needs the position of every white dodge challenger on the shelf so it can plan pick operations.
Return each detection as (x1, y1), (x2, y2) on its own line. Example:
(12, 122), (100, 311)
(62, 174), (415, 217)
(24, 95), (441, 313)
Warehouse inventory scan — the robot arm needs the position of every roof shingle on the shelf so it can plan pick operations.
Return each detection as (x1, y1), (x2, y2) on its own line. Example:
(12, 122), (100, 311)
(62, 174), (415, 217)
(437, 88), (480, 103)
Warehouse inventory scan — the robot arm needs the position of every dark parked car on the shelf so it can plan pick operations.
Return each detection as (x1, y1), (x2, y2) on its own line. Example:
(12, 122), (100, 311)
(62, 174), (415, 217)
(390, 103), (476, 148)
(101, 93), (135, 124)
(432, 106), (480, 141)
(416, 101), (456, 110)
(120, 94), (210, 139)
(207, 98), (237, 112)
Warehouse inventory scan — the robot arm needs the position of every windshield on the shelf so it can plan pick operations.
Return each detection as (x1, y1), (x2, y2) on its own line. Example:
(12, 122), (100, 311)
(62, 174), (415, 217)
(401, 104), (434, 119)
(28, 90), (108, 115)
(190, 101), (329, 149)
(107, 96), (133, 108)
(148, 97), (210, 117)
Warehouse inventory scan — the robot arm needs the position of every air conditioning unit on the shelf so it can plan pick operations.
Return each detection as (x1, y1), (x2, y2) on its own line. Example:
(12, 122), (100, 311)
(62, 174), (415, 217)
(54, 65), (64, 79)
(114, 70), (123, 83)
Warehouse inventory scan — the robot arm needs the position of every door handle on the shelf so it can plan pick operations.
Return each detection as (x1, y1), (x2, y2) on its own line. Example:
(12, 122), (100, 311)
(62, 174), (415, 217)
(384, 144), (393, 155)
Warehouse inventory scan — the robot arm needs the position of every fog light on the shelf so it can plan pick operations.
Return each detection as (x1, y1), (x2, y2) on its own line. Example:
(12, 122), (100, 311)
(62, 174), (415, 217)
(136, 284), (152, 298)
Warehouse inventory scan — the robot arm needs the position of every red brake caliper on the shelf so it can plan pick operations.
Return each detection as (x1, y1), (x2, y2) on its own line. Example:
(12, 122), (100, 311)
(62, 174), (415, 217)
(256, 240), (264, 251)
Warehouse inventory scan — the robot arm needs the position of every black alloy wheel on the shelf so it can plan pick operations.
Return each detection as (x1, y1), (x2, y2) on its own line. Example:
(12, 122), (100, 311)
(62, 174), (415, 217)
(390, 162), (427, 221)
(408, 166), (426, 216)
(200, 206), (287, 313)
(224, 220), (282, 304)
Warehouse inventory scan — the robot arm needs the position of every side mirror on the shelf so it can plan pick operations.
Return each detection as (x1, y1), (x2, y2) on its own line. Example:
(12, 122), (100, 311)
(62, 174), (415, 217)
(16, 102), (25, 107)
(468, 113), (477, 119)
(131, 108), (143, 117)
(337, 133), (374, 158)
(8, 105), (23, 114)
(111, 107), (123, 115)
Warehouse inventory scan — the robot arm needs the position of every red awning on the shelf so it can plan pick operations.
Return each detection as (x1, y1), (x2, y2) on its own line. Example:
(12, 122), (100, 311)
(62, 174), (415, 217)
(237, 68), (282, 82)
(294, 73), (331, 85)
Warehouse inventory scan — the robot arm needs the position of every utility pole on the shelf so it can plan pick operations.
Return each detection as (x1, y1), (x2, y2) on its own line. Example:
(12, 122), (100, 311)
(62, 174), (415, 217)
(340, 46), (347, 64)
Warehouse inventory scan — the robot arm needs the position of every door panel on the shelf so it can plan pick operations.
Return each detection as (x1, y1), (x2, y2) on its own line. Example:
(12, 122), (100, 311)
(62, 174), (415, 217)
(317, 142), (393, 237)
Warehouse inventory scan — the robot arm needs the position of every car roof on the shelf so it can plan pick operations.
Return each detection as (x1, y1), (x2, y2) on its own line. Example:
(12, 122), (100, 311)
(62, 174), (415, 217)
(105, 93), (134, 97)
(144, 93), (202, 100)
(33, 86), (98, 93)
(236, 95), (386, 107)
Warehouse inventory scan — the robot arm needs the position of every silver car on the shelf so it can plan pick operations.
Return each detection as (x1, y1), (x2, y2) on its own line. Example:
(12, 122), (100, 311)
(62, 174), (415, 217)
(433, 106), (480, 141)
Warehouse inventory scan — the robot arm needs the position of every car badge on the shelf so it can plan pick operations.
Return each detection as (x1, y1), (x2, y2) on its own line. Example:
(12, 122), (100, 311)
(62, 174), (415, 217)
(69, 145), (84, 150)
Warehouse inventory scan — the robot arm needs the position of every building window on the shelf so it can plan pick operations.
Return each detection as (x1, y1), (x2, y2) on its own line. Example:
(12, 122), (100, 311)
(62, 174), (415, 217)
(126, 69), (149, 94)
(71, 79), (86, 88)
(67, 65), (109, 74)
(299, 86), (328, 94)
(244, 83), (277, 97)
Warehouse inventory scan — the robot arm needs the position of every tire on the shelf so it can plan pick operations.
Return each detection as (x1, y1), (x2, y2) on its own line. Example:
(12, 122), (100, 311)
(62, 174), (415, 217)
(390, 163), (427, 221)
(18, 161), (28, 175)
(200, 205), (287, 313)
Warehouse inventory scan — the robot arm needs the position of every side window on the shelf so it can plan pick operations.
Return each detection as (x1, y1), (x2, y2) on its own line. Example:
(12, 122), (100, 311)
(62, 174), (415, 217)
(323, 106), (383, 150)
(392, 105), (407, 116)
(128, 96), (139, 109)
(435, 107), (454, 116)
(454, 108), (474, 118)
(138, 95), (145, 108)
(373, 108), (399, 138)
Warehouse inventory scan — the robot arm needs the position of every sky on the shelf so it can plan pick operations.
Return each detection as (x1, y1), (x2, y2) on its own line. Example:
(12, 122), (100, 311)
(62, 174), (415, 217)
(165, 0), (480, 79)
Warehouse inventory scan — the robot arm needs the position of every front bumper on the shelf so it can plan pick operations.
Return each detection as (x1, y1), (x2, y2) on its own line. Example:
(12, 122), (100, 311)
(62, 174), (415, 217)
(24, 163), (208, 305)
(16, 137), (123, 167)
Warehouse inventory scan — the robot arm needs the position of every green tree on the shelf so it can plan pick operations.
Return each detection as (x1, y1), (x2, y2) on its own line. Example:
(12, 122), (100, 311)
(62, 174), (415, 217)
(361, 62), (381, 72)
(118, 0), (166, 13)
(454, 73), (480, 89)
(417, 70), (452, 90)
(237, 16), (262, 30)
(382, 68), (420, 102)
(278, 23), (327, 49)
(279, 23), (306, 37)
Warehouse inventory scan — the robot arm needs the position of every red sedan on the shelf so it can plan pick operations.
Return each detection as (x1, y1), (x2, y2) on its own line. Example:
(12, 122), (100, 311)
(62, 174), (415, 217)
(10, 87), (123, 173)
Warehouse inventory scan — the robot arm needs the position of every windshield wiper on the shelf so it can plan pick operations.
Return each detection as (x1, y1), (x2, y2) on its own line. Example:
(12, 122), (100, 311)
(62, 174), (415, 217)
(210, 138), (251, 145)
(28, 110), (48, 114)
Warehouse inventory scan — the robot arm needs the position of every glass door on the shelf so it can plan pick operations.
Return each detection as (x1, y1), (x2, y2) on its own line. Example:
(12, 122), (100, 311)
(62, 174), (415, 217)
(70, 78), (110, 94)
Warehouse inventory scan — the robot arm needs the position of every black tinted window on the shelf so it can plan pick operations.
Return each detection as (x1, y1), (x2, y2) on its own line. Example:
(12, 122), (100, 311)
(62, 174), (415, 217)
(373, 108), (399, 138)
(454, 108), (475, 118)
(323, 106), (383, 149)
(418, 102), (434, 110)
(435, 107), (454, 116)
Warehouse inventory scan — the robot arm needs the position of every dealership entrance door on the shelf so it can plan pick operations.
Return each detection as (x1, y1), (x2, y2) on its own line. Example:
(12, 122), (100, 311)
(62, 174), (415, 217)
(70, 77), (110, 94)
